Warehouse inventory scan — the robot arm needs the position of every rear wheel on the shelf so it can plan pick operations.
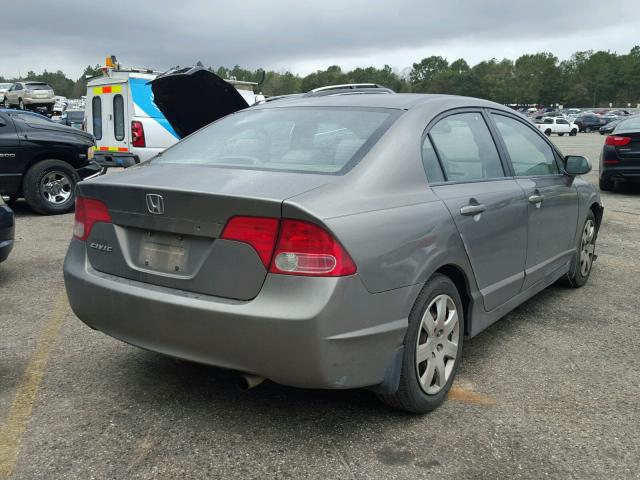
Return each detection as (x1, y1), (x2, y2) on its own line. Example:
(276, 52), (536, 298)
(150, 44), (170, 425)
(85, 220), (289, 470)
(565, 210), (597, 288)
(570, 129), (577, 136)
(378, 274), (464, 413)
(23, 159), (79, 215)
(545, 129), (552, 136)
(599, 177), (614, 191)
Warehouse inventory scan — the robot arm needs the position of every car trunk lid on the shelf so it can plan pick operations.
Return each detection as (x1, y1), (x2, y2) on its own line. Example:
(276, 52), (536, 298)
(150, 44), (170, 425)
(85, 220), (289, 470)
(77, 163), (331, 300)
(150, 67), (249, 139)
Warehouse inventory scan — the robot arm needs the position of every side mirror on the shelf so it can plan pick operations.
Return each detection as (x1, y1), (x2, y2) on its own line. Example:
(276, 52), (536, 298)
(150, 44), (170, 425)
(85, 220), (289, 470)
(564, 155), (591, 176)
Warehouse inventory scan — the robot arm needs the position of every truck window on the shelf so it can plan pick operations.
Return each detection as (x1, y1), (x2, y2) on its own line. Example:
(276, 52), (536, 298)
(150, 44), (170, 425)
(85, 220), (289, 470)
(113, 94), (124, 141)
(92, 96), (102, 140)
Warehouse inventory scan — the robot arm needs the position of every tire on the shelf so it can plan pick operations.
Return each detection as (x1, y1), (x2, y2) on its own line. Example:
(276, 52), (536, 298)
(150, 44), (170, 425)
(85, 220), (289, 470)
(564, 210), (597, 288)
(600, 131), (605, 135)
(544, 129), (552, 136)
(18, 98), (24, 110)
(585, 126), (592, 133)
(599, 176), (614, 192)
(22, 159), (79, 215)
(558, 133), (565, 136)
(378, 274), (464, 413)
(570, 129), (577, 136)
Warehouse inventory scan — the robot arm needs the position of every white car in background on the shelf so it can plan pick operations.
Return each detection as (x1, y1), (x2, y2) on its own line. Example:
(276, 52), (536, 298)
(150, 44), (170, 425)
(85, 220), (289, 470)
(0, 83), (11, 102)
(535, 117), (578, 136)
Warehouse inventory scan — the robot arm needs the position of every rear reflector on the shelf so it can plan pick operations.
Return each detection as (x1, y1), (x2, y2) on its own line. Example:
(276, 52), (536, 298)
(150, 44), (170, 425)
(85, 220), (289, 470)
(605, 135), (631, 146)
(269, 219), (356, 277)
(131, 120), (146, 147)
(73, 196), (112, 241)
(221, 216), (279, 267)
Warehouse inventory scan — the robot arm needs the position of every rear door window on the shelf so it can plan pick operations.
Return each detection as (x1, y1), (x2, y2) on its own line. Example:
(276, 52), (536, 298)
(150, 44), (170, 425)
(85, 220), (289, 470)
(92, 96), (102, 140)
(492, 114), (559, 176)
(113, 94), (125, 141)
(428, 112), (504, 182)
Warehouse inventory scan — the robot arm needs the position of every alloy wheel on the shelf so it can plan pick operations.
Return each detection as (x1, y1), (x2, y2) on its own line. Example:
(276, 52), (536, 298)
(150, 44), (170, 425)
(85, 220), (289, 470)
(415, 294), (459, 395)
(40, 171), (72, 205)
(580, 219), (596, 276)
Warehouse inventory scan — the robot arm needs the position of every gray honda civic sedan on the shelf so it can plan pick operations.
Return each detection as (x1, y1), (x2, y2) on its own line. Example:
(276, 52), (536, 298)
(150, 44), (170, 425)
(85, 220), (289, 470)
(64, 93), (603, 413)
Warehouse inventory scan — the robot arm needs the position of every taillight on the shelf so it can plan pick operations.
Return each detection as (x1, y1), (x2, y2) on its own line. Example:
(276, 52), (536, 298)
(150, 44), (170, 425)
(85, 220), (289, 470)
(73, 196), (112, 241)
(220, 217), (357, 276)
(605, 136), (631, 146)
(131, 120), (146, 147)
(270, 219), (356, 276)
(221, 216), (279, 267)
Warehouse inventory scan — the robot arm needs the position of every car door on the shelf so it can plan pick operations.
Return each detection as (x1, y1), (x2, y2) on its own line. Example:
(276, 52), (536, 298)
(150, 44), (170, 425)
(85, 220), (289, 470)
(427, 111), (528, 311)
(5, 84), (16, 105)
(490, 112), (579, 290)
(90, 82), (129, 152)
(556, 119), (570, 133)
(0, 113), (23, 195)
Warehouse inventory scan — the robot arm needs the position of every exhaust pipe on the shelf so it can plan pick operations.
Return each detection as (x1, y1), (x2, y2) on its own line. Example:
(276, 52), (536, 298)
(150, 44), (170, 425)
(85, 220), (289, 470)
(238, 374), (265, 390)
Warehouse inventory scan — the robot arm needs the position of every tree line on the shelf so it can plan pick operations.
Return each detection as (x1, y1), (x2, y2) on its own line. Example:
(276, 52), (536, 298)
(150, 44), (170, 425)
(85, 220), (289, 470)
(2, 47), (639, 107)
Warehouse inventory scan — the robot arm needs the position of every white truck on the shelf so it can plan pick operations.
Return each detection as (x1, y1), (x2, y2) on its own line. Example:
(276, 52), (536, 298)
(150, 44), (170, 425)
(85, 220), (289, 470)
(85, 57), (263, 167)
(534, 117), (578, 136)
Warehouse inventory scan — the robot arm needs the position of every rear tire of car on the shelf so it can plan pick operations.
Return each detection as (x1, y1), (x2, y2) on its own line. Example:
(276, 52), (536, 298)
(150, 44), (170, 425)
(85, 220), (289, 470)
(564, 210), (597, 288)
(570, 129), (577, 136)
(23, 159), (79, 215)
(377, 274), (464, 413)
(599, 177), (614, 191)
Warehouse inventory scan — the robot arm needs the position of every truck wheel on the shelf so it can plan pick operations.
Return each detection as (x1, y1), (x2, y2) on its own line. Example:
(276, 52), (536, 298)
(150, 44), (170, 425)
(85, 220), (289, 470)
(570, 129), (577, 136)
(544, 129), (552, 136)
(23, 159), (79, 215)
(18, 98), (24, 110)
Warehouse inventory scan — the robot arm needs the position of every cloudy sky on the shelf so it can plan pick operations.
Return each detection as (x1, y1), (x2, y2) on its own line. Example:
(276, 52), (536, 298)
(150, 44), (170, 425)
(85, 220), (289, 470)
(2, 0), (638, 79)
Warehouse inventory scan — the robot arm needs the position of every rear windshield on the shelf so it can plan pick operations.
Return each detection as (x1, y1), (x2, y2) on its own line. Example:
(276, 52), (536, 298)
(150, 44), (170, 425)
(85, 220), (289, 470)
(615, 117), (640, 132)
(154, 107), (399, 174)
(26, 83), (52, 90)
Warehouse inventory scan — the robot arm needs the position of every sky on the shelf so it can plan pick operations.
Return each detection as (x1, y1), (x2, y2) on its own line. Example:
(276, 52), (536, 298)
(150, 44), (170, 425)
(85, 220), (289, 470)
(1, 0), (638, 80)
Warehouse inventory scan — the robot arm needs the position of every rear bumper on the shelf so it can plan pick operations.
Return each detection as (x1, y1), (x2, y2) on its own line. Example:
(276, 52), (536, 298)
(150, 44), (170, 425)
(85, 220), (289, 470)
(94, 152), (139, 168)
(23, 98), (54, 105)
(601, 165), (640, 183)
(63, 239), (417, 389)
(0, 205), (15, 263)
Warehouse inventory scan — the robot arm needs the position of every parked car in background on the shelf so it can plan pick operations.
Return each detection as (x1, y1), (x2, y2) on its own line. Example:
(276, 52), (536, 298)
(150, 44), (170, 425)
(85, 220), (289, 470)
(3, 82), (56, 113)
(59, 109), (85, 129)
(64, 93), (602, 414)
(574, 114), (607, 132)
(599, 118), (623, 135)
(0, 83), (12, 103)
(0, 109), (102, 214)
(0, 195), (14, 263)
(535, 117), (578, 136)
(599, 115), (640, 191)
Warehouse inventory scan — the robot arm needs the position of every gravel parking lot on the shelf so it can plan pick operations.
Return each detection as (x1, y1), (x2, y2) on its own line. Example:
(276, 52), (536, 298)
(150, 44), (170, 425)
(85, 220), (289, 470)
(1, 133), (639, 479)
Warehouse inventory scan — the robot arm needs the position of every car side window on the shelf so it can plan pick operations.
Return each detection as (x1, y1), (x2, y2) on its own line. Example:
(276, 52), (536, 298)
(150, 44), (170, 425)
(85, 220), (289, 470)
(543, 118), (554, 124)
(492, 114), (559, 176)
(15, 84), (22, 91)
(557, 119), (569, 125)
(113, 94), (125, 141)
(421, 136), (445, 183)
(429, 112), (504, 182)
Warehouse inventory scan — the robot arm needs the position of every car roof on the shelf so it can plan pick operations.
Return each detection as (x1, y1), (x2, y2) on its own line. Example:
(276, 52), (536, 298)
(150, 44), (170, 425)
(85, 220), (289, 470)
(252, 92), (509, 112)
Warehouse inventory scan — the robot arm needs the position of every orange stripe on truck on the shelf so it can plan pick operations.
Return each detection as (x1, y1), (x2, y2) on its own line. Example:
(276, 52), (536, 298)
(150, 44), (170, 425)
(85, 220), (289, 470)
(92, 85), (123, 95)
(96, 146), (128, 152)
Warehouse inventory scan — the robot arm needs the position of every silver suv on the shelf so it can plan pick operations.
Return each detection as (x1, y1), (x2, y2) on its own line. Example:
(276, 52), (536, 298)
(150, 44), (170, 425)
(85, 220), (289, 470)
(3, 81), (55, 113)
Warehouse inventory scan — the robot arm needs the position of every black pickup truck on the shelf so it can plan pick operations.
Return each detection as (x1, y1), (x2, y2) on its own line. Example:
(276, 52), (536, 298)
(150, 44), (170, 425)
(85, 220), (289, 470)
(0, 109), (102, 214)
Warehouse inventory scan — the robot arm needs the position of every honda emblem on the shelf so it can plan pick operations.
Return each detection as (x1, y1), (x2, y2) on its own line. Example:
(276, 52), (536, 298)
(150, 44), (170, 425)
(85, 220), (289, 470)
(146, 194), (164, 215)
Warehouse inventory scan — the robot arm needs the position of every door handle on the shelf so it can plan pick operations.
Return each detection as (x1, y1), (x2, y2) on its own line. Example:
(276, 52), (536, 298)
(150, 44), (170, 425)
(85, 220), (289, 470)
(528, 194), (544, 204)
(460, 204), (486, 216)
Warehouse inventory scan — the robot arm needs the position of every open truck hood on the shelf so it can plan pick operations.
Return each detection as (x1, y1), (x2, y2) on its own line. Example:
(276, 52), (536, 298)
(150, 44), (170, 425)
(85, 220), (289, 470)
(150, 67), (249, 138)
